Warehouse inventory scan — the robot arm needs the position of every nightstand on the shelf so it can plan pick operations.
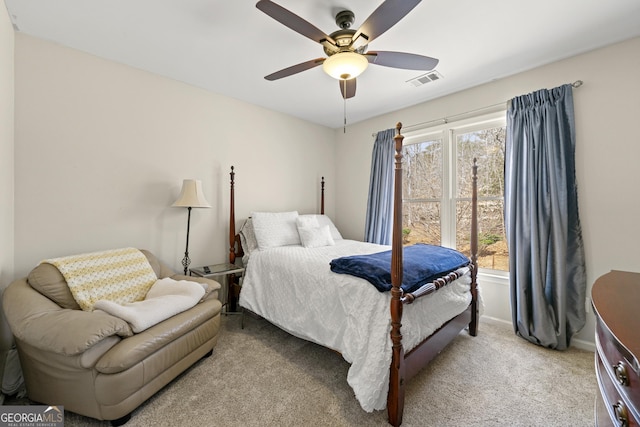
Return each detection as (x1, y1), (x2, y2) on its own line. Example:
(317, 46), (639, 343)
(189, 262), (244, 315)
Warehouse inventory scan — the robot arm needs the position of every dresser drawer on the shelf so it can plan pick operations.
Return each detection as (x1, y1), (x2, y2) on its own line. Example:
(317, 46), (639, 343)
(592, 271), (640, 427)
(597, 352), (639, 427)
(597, 318), (640, 408)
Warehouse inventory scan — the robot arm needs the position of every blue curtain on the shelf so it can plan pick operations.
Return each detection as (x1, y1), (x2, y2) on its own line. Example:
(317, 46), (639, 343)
(505, 84), (586, 350)
(364, 128), (395, 245)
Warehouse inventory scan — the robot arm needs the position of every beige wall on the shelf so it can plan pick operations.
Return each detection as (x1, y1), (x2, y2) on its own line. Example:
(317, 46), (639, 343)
(334, 37), (640, 347)
(10, 17), (640, 348)
(0, 6), (15, 289)
(13, 34), (335, 278)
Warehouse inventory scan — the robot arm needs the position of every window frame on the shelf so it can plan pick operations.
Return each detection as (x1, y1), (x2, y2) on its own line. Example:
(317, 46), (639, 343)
(402, 110), (508, 276)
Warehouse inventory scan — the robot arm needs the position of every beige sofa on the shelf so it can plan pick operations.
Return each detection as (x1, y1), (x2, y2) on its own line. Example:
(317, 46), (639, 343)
(2, 249), (222, 425)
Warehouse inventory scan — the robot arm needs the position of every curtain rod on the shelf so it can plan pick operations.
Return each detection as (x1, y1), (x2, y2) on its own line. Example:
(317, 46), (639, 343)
(372, 80), (583, 137)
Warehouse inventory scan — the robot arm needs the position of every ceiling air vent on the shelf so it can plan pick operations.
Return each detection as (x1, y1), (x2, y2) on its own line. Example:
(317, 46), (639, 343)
(407, 70), (443, 87)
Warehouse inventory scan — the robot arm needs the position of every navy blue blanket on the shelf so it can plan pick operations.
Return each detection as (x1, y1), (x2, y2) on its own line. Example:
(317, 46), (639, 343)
(330, 243), (470, 293)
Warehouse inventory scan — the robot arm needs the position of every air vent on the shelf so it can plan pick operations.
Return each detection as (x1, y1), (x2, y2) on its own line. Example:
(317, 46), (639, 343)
(407, 70), (443, 87)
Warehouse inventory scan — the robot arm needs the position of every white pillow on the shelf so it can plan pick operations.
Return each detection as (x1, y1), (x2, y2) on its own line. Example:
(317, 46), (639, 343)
(299, 214), (343, 240)
(298, 225), (335, 248)
(296, 215), (319, 228)
(252, 211), (300, 249)
(238, 218), (258, 263)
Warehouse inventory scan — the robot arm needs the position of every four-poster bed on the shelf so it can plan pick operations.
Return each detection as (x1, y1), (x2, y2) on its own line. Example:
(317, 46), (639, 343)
(228, 123), (479, 426)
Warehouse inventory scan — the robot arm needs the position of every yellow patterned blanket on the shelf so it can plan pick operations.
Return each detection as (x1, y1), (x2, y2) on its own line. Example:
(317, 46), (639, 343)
(44, 247), (158, 311)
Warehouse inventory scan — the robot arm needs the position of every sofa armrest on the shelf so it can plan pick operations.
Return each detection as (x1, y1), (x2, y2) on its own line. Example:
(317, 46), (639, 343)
(0, 287), (15, 352)
(2, 279), (132, 356)
(171, 274), (221, 301)
(171, 274), (221, 290)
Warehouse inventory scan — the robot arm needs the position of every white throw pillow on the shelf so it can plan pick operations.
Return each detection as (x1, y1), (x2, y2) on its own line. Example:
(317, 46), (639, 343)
(299, 214), (343, 240)
(296, 215), (319, 228)
(298, 225), (335, 248)
(252, 211), (300, 249)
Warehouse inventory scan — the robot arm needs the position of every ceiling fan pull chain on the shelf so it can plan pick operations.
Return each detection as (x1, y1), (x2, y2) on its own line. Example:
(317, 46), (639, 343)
(343, 80), (347, 133)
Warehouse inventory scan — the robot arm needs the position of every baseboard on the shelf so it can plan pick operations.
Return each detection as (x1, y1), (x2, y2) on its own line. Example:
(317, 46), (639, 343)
(480, 315), (511, 327)
(479, 315), (595, 353)
(570, 337), (595, 353)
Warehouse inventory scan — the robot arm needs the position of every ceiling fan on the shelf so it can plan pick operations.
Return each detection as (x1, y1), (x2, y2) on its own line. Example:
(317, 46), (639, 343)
(256, 0), (439, 100)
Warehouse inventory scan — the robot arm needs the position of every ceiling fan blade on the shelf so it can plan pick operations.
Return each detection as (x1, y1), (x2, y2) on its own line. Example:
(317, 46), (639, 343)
(256, 0), (336, 46)
(339, 78), (356, 99)
(264, 58), (325, 81)
(365, 51), (438, 70)
(351, 0), (421, 48)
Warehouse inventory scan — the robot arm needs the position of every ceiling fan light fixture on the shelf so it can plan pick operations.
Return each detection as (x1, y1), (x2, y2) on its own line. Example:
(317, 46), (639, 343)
(322, 52), (369, 80)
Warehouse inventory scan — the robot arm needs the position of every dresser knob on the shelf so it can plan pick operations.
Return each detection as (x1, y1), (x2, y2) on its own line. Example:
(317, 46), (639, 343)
(613, 362), (630, 386)
(613, 401), (629, 427)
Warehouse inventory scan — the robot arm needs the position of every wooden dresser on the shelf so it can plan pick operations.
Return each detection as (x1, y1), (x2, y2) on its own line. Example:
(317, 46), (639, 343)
(592, 270), (640, 427)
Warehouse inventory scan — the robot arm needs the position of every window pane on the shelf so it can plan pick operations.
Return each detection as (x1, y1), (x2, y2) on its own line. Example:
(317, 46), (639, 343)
(402, 140), (442, 200)
(400, 116), (508, 273)
(402, 201), (441, 246)
(456, 127), (506, 198)
(456, 200), (508, 271)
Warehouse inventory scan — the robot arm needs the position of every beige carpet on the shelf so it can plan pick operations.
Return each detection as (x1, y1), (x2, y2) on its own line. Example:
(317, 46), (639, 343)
(51, 315), (596, 426)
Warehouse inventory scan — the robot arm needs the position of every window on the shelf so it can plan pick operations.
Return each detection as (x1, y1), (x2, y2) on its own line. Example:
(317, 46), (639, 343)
(402, 113), (508, 272)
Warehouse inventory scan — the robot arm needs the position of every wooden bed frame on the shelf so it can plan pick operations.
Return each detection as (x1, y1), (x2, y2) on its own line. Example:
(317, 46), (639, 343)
(228, 122), (479, 426)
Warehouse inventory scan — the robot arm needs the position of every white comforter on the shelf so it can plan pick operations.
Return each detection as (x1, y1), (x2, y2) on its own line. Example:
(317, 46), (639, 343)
(239, 239), (474, 412)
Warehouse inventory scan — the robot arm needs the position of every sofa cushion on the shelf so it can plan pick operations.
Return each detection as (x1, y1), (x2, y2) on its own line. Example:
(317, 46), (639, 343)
(95, 297), (221, 374)
(28, 263), (81, 310)
(28, 250), (169, 310)
(140, 249), (175, 279)
(43, 247), (158, 311)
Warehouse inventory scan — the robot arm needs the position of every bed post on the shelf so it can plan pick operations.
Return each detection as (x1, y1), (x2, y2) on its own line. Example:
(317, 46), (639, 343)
(388, 122), (405, 427)
(229, 166), (236, 264)
(321, 176), (325, 215)
(469, 158), (479, 336)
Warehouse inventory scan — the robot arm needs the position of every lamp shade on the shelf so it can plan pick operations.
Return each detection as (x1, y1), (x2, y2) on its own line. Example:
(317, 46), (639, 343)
(172, 179), (211, 208)
(322, 51), (369, 80)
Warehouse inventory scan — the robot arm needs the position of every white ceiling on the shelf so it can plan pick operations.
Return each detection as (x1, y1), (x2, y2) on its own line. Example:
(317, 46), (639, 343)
(4, 0), (640, 129)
